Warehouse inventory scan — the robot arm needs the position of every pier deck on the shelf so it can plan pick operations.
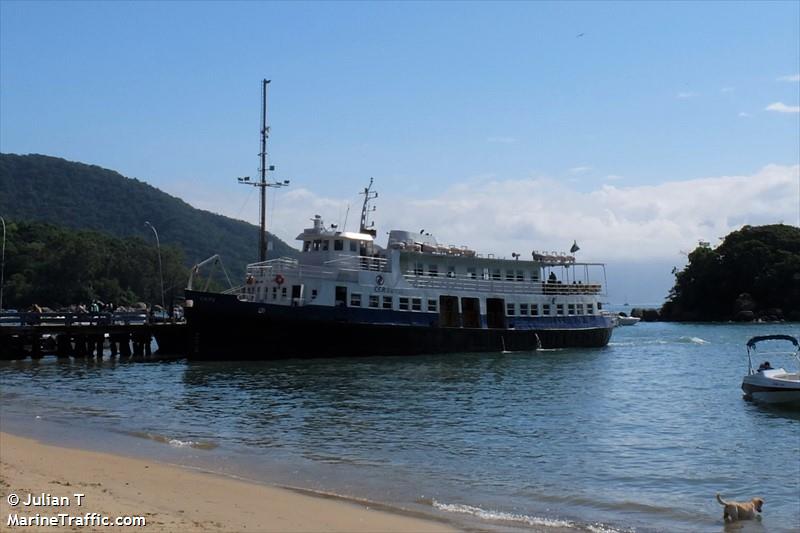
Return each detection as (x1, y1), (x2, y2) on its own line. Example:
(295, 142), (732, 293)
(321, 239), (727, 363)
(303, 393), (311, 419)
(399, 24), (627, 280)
(0, 312), (187, 360)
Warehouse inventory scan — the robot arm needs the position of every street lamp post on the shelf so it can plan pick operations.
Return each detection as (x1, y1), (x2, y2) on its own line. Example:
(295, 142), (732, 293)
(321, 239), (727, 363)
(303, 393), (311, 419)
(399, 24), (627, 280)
(0, 216), (5, 311)
(144, 221), (165, 312)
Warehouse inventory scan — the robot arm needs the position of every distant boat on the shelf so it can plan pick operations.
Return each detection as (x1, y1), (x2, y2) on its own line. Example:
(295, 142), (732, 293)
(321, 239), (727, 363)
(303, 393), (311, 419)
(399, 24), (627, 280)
(742, 335), (800, 407)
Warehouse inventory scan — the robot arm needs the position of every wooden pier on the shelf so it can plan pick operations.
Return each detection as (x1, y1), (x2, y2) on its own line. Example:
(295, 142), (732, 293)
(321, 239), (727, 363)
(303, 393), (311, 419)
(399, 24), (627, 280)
(0, 312), (187, 360)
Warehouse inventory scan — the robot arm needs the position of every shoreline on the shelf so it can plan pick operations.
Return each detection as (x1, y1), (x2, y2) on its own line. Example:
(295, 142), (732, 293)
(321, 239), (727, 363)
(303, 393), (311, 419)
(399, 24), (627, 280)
(0, 431), (458, 532)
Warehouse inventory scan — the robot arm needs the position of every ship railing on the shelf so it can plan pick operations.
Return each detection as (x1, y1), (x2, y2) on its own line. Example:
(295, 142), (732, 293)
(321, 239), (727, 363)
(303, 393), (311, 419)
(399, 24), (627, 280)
(247, 257), (299, 270)
(401, 274), (603, 295)
(324, 255), (390, 272)
(247, 258), (341, 281)
(223, 284), (246, 295)
(246, 255), (390, 280)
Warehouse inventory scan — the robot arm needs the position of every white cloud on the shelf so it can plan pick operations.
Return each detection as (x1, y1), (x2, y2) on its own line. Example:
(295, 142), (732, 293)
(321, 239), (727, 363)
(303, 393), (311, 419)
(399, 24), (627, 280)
(262, 164), (799, 262)
(738, 112), (751, 117)
(777, 74), (800, 82)
(765, 102), (800, 113)
(676, 92), (697, 99)
(605, 174), (624, 181)
(486, 136), (516, 144)
(569, 166), (591, 174)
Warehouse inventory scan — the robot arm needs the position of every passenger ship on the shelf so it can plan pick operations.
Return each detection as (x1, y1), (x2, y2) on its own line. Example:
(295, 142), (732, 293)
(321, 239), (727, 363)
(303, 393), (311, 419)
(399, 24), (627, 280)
(184, 181), (615, 359)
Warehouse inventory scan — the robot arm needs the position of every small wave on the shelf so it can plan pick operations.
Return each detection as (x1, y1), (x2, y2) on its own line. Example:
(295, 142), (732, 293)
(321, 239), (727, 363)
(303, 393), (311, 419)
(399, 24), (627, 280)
(432, 499), (575, 529)
(678, 336), (709, 345)
(126, 431), (217, 450)
(430, 500), (630, 532)
(587, 525), (630, 533)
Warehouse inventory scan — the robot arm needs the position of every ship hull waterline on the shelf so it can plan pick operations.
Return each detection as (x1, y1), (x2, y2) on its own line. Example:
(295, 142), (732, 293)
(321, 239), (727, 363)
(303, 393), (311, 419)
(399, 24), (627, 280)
(184, 291), (614, 360)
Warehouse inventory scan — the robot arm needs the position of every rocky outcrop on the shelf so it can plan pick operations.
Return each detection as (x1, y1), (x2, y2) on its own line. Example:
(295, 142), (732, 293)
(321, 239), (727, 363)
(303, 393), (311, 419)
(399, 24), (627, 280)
(631, 308), (661, 322)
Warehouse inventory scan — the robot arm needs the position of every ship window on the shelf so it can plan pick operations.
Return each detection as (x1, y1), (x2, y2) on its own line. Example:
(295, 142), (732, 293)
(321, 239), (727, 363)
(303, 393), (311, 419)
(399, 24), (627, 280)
(492, 269), (501, 280)
(556, 304), (564, 315)
(414, 262), (424, 276)
(587, 303), (594, 314)
(428, 264), (439, 277)
(272, 286), (277, 300)
(520, 303), (529, 316)
(334, 239), (344, 251)
(532, 304), (540, 316)
(447, 266), (456, 278)
(313, 239), (322, 251)
(597, 302), (603, 311)
(281, 287), (288, 298)
(303, 241), (311, 252)
(516, 270), (524, 281)
(427, 299), (438, 312)
(531, 270), (540, 281)
(311, 289), (318, 299)
(350, 240), (358, 252)
(577, 304), (584, 315)
(412, 298), (422, 311)
(322, 240), (330, 251)
(467, 267), (477, 279)
(568, 304), (575, 315)
(351, 293), (362, 307)
(369, 295), (379, 308)
(382, 296), (393, 309)
(506, 303), (516, 316)
(505, 270), (514, 281)
(542, 304), (549, 315)
(399, 297), (409, 310)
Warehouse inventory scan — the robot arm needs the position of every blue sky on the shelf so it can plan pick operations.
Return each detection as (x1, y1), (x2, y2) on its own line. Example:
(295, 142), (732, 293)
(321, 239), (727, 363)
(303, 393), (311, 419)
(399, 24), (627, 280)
(2, 1), (799, 303)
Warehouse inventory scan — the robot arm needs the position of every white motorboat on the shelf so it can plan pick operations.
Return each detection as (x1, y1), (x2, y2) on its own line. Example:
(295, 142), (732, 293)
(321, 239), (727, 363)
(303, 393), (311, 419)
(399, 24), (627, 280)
(741, 335), (800, 406)
(617, 313), (641, 326)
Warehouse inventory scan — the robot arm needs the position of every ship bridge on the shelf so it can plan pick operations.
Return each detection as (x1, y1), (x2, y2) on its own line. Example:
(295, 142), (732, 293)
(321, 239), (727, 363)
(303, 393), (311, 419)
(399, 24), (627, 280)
(296, 215), (381, 266)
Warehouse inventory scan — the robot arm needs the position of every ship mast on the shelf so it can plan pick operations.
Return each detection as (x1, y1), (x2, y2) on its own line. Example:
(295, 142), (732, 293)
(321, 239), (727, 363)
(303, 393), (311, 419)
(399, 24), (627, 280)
(238, 79), (289, 262)
(359, 178), (378, 236)
(258, 79), (269, 262)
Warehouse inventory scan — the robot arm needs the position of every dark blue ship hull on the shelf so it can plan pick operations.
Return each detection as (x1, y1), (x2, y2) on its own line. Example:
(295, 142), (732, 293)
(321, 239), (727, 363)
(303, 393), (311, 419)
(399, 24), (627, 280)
(184, 290), (614, 360)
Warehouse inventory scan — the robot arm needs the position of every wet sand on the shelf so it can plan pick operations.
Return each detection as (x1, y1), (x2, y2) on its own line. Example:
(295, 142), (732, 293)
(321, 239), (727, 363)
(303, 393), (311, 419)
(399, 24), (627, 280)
(0, 432), (456, 532)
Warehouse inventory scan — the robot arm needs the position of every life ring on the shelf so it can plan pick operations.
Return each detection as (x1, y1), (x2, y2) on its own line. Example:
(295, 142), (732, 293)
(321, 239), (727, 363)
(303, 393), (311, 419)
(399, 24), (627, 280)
(274, 274), (285, 285)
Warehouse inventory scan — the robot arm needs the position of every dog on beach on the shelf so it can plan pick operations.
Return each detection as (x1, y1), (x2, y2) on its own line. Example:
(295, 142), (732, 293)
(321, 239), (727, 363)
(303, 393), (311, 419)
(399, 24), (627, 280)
(716, 493), (764, 522)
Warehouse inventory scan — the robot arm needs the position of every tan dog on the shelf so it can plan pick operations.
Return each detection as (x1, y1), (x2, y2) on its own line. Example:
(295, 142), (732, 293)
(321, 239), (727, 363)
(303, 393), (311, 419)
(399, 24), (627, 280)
(716, 493), (764, 522)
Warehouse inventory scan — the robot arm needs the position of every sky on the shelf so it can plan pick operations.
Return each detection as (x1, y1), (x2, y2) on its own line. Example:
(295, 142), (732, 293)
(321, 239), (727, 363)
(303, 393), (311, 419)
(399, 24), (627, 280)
(2, 1), (799, 304)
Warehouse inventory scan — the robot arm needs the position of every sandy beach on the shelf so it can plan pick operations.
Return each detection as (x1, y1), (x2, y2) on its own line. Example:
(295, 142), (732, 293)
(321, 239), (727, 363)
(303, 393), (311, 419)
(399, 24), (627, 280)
(0, 432), (456, 532)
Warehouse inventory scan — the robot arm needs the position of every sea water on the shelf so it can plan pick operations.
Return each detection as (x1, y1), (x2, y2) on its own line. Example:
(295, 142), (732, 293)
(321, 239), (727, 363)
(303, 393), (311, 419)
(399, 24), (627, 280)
(1, 322), (799, 532)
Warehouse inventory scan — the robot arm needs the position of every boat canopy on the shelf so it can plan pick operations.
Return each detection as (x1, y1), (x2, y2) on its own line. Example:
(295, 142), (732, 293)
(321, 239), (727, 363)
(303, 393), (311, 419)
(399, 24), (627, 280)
(746, 335), (799, 348)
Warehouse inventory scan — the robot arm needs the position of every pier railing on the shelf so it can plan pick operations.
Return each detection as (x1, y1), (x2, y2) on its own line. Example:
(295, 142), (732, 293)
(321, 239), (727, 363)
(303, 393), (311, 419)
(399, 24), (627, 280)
(0, 311), (178, 327)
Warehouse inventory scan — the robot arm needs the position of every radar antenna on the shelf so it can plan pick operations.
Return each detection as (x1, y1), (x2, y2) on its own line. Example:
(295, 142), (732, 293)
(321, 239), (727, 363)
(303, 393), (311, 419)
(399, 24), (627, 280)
(359, 178), (378, 236)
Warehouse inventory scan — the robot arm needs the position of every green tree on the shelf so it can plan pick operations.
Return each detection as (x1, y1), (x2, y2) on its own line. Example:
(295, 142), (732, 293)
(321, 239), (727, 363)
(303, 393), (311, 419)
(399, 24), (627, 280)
(663, 224), (800, 321)
(2, 220), (190, 310)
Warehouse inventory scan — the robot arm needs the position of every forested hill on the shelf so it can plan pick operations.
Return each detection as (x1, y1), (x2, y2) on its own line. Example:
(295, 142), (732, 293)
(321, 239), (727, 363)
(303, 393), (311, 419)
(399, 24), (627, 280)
(0, 153), (298, 278)
(661, 224), (800, 322)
